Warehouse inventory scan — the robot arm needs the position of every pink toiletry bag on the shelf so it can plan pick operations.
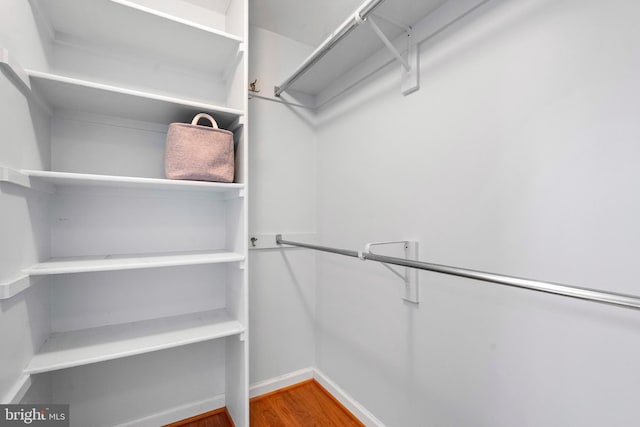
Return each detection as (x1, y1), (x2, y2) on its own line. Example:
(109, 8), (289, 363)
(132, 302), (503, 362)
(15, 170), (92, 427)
(165, 113), (235, 182)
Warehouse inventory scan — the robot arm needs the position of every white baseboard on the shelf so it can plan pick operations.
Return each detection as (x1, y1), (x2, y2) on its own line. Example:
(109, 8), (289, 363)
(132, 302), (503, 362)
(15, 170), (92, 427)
(114, 394), (225, 427)
(312, 368), (385, 427)
(249, 367), (314, 398)
(249, 367), (384, 427)
(7, 367), (379, 426)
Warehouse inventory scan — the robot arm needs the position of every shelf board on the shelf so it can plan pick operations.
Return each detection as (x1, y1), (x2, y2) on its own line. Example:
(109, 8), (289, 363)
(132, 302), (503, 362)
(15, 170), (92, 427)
(27, 71), (243, 128)
(29, 0), (243, 76)
(21, 169), (244, 193)
(281, 0), (447, 96)
(24, 250), (245, 276)
(25, 309), (244, 374)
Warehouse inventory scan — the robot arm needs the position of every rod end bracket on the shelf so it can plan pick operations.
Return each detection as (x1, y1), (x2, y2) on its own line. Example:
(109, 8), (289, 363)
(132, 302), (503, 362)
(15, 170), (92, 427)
(366, 240), (420, 304)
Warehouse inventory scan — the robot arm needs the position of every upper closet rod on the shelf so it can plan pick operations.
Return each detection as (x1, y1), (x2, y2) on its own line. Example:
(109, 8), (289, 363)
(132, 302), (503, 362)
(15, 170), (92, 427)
(275, 235), (640, 311)
(274, 0), (386, 97)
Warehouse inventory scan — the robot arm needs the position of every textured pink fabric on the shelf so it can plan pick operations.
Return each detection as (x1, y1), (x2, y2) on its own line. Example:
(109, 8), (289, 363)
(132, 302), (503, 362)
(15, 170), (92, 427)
(165, 119), (234, 183)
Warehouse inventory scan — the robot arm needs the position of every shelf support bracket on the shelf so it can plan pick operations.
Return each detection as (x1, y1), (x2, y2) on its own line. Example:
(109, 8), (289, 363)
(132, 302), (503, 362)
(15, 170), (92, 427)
(370, 13), (412, 33)
(0, 166), (54, 193)
(0, 47), (31, 95)
(401, 36), (419, 96)
(223, 45), (244, 86)
(367, 17), (410, 70)
(0, 275), (43, 301)
(0, 48), (51, 114)
(366, 18), (419, 96)
(365, 240), (419, 304)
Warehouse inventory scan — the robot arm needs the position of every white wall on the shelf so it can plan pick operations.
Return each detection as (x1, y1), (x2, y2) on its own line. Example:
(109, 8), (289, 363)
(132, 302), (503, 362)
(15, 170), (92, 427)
(313, 0), (640, 425)
(0, 0), (51, 403)
(247, 26), (318, 384)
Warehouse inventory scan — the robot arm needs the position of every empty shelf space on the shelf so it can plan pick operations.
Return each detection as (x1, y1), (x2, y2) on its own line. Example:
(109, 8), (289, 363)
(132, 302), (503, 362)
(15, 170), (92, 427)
(24, 251), (245, 276)
(21, 170), (245, 193)
(28, 0), (243, 76)
(25, 309), (244, 374)
(28, 71), (243, 128)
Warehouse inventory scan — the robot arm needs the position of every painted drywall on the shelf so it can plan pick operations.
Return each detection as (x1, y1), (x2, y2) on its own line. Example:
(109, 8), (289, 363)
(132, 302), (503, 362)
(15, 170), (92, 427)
(0, 0), (51, 403)
(51, 341), (226, 427)
(247, 26), (318, 384)
(313, 0), (640, 425)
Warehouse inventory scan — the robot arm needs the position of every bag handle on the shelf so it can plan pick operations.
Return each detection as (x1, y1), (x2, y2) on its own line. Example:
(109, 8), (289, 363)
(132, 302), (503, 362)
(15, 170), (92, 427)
(191, 113), (219, 129)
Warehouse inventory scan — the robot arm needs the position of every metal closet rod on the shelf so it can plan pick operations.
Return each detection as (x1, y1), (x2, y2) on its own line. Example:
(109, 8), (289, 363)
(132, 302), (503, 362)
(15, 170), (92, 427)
(275, 235), (640, 311)
(274, 0), (387, 97)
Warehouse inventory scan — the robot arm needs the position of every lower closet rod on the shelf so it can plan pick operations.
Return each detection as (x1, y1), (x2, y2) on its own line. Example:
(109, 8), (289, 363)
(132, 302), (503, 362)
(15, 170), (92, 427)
(275, 235), (640, 311)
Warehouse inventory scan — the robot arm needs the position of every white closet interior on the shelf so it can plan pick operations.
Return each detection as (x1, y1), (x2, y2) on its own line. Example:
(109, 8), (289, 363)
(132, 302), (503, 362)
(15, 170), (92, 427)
(1, 0), (248, 425)
(4, 0), (640, 426)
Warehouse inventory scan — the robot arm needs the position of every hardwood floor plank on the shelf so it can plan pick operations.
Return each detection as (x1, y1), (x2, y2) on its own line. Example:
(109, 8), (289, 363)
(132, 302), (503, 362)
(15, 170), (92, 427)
(250, 379), (364, 427)
(163, 407), (234, 427)
(168, 379), (363, 427)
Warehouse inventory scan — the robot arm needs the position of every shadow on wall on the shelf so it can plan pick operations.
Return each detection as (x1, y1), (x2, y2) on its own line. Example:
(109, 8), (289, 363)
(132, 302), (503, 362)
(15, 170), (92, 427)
(249, 92), (318, 130)
(315, 0), (557, 127)
(314, 286), (467, 426)
(280, 250), (316, 318)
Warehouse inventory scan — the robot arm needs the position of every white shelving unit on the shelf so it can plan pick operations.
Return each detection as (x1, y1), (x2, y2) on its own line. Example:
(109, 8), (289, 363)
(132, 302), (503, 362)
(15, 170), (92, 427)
(28, 0), (246, 108)
(21, 169), (245, 193)
(25, 309), (244, 374)
(24, 251), (245, 276)
(1, 0), (249, 425)
(28, 0), (244, 74)
(27, 71), (244, 128)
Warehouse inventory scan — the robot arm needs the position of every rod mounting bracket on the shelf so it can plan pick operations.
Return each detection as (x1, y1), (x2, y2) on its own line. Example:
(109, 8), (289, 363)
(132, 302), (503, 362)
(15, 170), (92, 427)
(365, 240), (419, 304)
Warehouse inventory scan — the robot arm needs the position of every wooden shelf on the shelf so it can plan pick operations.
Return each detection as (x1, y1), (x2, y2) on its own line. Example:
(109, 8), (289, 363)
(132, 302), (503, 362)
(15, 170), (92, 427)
(24, 250), (245, 276)
(25, 309), (244, 374)
(21, 169), (244, 193)
(27, 71), (243, 128)
(29, 0), (243, 76)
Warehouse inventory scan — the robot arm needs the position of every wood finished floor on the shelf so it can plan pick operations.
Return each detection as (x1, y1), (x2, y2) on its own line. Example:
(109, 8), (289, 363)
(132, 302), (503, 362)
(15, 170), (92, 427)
(164, 407), (234, 427)
(166, 379), (363, 427)
(251, 379), (363, 427)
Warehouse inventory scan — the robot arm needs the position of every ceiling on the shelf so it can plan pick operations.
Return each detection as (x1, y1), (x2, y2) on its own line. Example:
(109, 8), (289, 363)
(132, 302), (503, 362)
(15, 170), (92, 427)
(249, 0), (364, 47)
